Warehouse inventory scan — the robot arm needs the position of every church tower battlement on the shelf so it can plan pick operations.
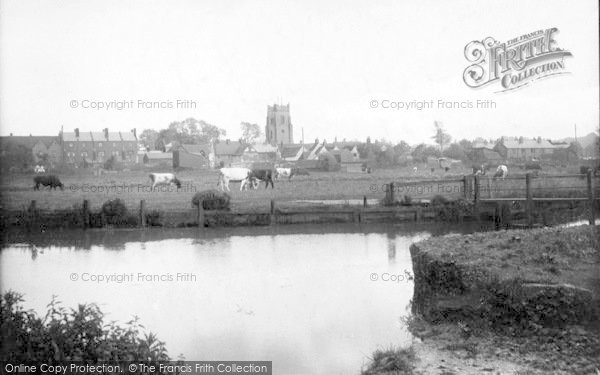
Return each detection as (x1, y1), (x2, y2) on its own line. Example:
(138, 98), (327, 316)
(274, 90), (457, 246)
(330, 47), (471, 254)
(265, 104), (293, 146)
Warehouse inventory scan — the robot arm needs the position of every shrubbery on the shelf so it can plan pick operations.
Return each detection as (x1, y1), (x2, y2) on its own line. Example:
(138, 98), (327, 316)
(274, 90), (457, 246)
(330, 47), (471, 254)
(101, 198), (134, 225)
(192, 190), (231, 210)
(0, 291), (170, 362)
(431, 196), (472, 222)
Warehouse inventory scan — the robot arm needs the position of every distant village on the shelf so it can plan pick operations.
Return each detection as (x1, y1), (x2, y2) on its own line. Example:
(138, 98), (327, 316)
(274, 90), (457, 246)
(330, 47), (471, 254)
(0, 103), (598, 173)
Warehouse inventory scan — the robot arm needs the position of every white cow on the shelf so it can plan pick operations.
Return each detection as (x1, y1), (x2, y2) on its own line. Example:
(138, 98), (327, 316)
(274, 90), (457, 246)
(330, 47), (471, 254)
(275, 167), (294, 180)
(494, 165), (508, 180)
(149, 173), (182, 189)
(218, 167), (253, 192)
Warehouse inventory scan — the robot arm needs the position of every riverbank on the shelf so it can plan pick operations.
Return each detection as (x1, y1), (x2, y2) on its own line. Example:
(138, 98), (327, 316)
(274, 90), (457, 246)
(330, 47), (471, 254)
(362, 224), (600, 374)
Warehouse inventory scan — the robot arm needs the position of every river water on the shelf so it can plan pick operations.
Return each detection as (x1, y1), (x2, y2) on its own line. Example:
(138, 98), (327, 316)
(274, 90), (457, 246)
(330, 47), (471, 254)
(0, 223), (482, 374)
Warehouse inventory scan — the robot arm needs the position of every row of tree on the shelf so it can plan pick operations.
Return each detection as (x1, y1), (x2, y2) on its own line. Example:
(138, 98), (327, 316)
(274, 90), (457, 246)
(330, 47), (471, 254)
(138, 118), (262, 151)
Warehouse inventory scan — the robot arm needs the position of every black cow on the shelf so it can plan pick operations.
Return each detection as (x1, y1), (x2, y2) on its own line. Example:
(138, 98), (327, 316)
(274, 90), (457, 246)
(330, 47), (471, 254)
(249, 169), (275, 189)
(34, 175), (64, 190)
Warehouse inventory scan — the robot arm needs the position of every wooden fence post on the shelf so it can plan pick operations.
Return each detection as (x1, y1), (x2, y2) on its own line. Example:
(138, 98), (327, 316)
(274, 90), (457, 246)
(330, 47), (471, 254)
(389, 182), (395, 204)
(587, 170), (595, 225)
(139, 200), (146, 227)
(526, 173), (533, 228)
(463, 176), (469, 199)
(29, 200), (37, 230)
(473, 175), (480, 221)
(363, 196), (367, 208)
(415, 206), (422, 222)
(197, 203), (205, 228)
(487, 176), (492, 199)
(270, 199), (276, 225)
(82, 199), (90, 229)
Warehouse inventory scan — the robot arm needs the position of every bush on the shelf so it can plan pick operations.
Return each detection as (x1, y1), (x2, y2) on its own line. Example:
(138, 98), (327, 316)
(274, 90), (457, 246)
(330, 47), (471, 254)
(192, 190), (231, 210)
(103, 155), (116, 170)
(0, 291), (169, 362)
(361, 346), (415, 375)
(101, 198), (129, 224)
(318, 154), (341, 172)
(431, 195), (448, 206)
(431, 196), (472, 222)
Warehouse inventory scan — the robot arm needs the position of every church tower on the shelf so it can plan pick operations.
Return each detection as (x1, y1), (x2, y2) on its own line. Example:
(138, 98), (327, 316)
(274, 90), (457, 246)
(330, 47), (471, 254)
(265, 103), (293, 146)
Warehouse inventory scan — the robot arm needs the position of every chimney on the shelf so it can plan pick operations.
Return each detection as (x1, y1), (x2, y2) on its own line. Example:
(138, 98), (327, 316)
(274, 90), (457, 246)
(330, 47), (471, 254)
(104, 128), (109, 140)
(9, 133), (12, 136)
(131, 128), (137, 138)
(75, 128), (80, 137)
(225, 139), (230, 144)
(537, 136), (542, 144)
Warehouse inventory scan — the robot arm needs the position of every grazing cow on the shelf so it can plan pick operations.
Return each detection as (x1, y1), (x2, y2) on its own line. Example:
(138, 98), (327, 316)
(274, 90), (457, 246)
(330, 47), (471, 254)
(275, 167), (295, 180)
(217, 167), (254, 192)
(493, 165), (508, 180)
(149, 173), (182, 189)
(249, 169), (275, 189)
(33, 175), (64, 190)
(34, 165), (46, 173)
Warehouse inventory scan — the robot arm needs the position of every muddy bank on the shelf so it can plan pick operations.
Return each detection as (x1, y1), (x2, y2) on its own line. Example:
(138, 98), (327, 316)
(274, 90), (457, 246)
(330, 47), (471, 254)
(397, 224), (600, 374)
(410, 225), (599, 329)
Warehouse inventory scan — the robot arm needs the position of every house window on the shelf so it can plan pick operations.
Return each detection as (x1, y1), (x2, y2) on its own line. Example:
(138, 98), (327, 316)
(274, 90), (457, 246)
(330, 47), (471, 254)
(82, 143), (85, 148)
(69, 143), (73, 148)
(81, 152), (88, 158)
(98, 143), (103, 148)
(280, 116), (285, 124)
(98, 151), (105, 160)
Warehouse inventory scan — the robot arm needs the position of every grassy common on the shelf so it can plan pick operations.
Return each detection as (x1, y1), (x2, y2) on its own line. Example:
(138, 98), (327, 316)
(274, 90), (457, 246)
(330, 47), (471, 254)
(0, 164), (594, 214)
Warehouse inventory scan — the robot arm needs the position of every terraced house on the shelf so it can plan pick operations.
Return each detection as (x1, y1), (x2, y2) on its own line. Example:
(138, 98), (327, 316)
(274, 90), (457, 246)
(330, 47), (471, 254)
(494, 136), (575, 163)
(62, 128), (138, 166)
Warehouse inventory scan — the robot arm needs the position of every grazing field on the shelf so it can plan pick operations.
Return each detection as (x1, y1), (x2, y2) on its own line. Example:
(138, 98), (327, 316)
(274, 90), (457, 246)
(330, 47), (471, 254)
(0, 164), (594, 214)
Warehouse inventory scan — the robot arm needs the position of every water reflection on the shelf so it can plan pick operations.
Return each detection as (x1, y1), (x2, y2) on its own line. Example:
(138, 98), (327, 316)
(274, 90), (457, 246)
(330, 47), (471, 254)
(1, 223), (481, 375)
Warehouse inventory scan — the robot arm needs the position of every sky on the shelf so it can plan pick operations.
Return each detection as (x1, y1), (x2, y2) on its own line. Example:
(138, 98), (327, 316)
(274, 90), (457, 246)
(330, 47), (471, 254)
(0, 0), (598, 145)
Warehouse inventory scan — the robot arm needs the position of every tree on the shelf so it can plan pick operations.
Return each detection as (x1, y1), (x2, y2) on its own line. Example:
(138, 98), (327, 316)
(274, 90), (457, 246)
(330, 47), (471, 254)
(0, 143), (34, 171)
(318, 153), (340, 171)
(569, 141), (583, 157)
(240, 122), (262, 143)
(443, 142), (469, 161)
(139, 129), (159, 150)
(411, 143), (441, 163)
(393, 141), (411, 156)
(431, 121), (452, 152)
(155, 118), (226, 147)
(374, 144), (396, 167)
(458, 139), (473, 150)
